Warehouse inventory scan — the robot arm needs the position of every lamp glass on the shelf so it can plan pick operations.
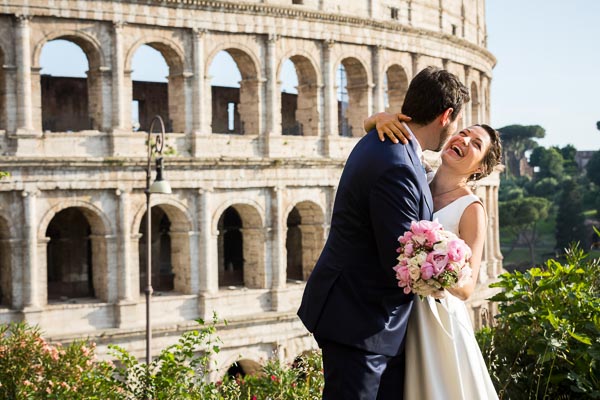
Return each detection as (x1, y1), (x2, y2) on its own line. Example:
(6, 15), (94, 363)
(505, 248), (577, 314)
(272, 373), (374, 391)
(149, 179), (172, 194)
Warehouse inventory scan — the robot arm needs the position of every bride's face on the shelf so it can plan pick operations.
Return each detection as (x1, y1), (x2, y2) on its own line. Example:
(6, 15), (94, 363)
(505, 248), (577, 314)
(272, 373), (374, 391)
(441, 125), (492, 175)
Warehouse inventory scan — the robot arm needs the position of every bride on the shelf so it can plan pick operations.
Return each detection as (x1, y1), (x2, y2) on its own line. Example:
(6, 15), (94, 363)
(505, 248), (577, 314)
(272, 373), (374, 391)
(365, 112), (502, 400)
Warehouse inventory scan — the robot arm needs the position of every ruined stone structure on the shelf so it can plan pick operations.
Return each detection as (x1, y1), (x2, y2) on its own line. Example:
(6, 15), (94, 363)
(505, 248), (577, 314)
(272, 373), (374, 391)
(0, 0), (500, 377)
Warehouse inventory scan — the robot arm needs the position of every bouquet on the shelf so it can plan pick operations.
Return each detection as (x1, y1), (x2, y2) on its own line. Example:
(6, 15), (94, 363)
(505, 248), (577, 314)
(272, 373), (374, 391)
(393, 220), (472, 297)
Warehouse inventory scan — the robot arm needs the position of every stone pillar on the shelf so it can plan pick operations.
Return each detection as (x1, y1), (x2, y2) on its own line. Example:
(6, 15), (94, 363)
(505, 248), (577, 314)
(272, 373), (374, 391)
(15, 14), (34, 134)
(464, 65), (472, 127)
(410, 52), (420, 77)
(112, 22), (127, 132)
(371, 45), (384, 114)
(198, 189), (217, 294)
(191, 28), (208, 151)
(322, 40), (337, 155)
(116, 189), (134, 300)
(21, 190), (39, 308)
(271, 186), (285, 289)
(265, 34), (279, 137)
(3, 64), (17, 134)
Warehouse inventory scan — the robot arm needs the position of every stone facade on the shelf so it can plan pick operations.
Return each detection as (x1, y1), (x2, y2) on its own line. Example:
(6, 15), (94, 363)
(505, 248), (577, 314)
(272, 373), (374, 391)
(0, 0), (500, 377)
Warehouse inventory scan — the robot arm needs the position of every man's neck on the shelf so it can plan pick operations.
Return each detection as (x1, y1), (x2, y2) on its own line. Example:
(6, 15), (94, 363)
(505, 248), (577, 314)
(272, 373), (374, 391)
(406, 122), (432, 151)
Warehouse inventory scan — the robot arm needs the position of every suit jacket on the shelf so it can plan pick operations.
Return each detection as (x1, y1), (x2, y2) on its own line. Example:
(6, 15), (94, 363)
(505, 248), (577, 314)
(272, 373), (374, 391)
(297, 129), (433, 357)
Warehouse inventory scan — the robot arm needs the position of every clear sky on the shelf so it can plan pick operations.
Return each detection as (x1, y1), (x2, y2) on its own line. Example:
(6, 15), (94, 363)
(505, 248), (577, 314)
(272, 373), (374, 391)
(39, 1), (600, 151)
(486, 0), (600, 150)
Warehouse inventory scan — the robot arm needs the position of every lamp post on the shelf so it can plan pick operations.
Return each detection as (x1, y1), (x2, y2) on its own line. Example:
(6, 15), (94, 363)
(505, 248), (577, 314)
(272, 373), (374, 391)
(145, 115), (171, 366)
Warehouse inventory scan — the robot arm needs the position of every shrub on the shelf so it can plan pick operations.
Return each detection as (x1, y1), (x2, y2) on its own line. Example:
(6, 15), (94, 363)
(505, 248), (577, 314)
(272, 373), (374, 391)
(0, 316), (324, 399)
(478, 244), (600, 399)
(0, 323), (115, 399)
(219, 351), (324, 400)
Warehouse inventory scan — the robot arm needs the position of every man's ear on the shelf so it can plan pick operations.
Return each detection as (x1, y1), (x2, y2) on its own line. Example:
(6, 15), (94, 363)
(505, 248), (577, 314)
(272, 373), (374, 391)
(440, 108), (454, 126)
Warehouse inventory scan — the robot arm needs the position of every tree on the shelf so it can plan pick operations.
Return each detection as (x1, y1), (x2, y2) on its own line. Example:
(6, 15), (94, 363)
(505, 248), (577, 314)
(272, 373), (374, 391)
(586, 150), (600, 186)
(555, 179), (587, 252)
(498, 124), (545, 178)
(499, 196), (551, 265)
(528, 146), (564, 180)
(558, 144), (579, 176)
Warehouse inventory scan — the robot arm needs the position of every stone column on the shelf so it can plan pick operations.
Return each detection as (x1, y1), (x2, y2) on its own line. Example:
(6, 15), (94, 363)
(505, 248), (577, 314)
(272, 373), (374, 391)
(371, 45), (384, 114)
(21, 190), (39, 308)
(271, 186), (285, 289)
(198, 189), (217, 294)
(191, 28), (208, 154)
(15, 14), (34, 134)
(265, 34), (279, 136)
(3, 64), (17, 134)
(464, 65), (472, 127)
(410, 52), (420, 77)
(112, 22), (126, 132)
(322, 40), (337, 156)
(116, 189), (134, 300)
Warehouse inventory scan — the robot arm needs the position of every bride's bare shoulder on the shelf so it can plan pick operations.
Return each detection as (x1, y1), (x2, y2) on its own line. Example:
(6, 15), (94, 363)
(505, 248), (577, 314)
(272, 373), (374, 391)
(459, 201), (486, 236)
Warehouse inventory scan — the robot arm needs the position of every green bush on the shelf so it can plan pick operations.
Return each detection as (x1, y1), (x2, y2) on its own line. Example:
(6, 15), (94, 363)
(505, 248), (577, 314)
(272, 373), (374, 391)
(477, 245), (600, 399)
(219, 352), (324, 400)
(0, 316), (324, 400)
(0, 323), (115, 399)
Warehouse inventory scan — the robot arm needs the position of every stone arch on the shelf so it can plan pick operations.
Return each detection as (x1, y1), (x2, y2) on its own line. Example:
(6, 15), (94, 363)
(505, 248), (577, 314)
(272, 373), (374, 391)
(470, 81), (480, 126)
(223, 358), (263, 378)
(126, 37), (187, 133)
(284, 200), (325, 281)
(337, 56), (370, 137)
(0, 213), (13, 307)
(384, 64), (409, 113)
(39, 201), (112, 303)
(207, 44), (261, 135)
(32, 30), (107, 132)
(133, 198), (194, 294)
(214, 201), (265, 289)
(278, 52), (320, 136)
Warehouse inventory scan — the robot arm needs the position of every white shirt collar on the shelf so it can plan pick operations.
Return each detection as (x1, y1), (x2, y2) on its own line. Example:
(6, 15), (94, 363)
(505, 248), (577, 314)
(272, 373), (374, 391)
(401, 122), (423, 162)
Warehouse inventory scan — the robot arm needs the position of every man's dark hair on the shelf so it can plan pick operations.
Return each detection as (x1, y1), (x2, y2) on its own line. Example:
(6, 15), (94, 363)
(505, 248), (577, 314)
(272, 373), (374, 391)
(401, 66), (470, 125)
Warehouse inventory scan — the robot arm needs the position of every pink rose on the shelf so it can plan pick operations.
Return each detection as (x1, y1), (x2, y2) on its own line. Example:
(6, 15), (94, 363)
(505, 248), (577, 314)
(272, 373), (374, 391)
(398, 231), (413, 244)
(410, 220), (442, 235)
(420, 262), (434, 280)
(404, 242), (414, 257)
(426, 250), (449, 276)
(394, 265), (411, 285)
(447, 239), (469, 262)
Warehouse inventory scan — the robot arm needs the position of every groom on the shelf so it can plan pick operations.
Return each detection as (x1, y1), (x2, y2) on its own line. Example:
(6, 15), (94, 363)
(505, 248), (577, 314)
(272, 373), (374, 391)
(297, 66), (470, 399)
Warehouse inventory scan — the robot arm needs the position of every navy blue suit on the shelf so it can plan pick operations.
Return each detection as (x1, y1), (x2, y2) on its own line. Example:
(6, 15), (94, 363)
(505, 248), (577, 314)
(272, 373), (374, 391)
(297, 129), (433, 399)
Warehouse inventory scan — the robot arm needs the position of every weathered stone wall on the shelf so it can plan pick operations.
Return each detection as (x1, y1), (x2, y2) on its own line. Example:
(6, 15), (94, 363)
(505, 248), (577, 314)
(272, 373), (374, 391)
(0, 0), (500, 376)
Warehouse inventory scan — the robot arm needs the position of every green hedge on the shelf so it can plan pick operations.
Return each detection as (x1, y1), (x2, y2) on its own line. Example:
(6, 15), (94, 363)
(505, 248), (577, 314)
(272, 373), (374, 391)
(477, 244), (600, 399)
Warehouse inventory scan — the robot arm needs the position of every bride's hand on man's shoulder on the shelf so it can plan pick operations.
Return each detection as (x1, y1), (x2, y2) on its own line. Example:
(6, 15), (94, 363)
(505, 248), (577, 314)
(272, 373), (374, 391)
(376, 113), (412, 144)
(430, 289), (446, 300)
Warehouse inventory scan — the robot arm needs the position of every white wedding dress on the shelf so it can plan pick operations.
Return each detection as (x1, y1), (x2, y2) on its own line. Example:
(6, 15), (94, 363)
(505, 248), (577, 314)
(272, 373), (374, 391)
(404, 194), (498, 400)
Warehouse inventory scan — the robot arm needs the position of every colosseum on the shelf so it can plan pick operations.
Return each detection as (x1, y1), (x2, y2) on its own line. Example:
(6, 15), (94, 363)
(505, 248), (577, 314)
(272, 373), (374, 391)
(0, 0), (500, 378)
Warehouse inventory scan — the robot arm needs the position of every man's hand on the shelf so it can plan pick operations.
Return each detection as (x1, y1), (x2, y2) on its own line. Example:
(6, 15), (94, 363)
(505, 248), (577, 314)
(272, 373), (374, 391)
(363, 112), (412, 144)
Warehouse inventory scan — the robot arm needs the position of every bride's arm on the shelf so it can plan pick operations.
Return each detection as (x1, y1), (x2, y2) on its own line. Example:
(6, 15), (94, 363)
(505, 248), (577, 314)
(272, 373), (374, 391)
(446, 202), (487, 301)
(363, 112), (412, 144)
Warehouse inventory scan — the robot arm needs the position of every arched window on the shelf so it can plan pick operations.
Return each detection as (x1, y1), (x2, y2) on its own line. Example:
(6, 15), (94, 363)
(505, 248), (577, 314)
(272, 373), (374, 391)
(139, 207), (174, 293)
(218, 207), (244, 287)
(286, 208), (303, 280)
(46, 208), (93, 300)
(39, 40), (91, 132)
(131, 45), (169, 132)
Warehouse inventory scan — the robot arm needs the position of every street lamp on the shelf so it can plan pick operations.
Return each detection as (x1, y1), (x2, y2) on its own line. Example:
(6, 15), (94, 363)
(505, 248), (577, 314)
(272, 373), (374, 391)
(145, 115), (171, 365)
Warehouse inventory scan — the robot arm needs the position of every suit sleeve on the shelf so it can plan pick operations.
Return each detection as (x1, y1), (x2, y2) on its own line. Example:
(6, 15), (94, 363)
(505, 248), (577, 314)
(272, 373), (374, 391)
(369, 164), (421, 277)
